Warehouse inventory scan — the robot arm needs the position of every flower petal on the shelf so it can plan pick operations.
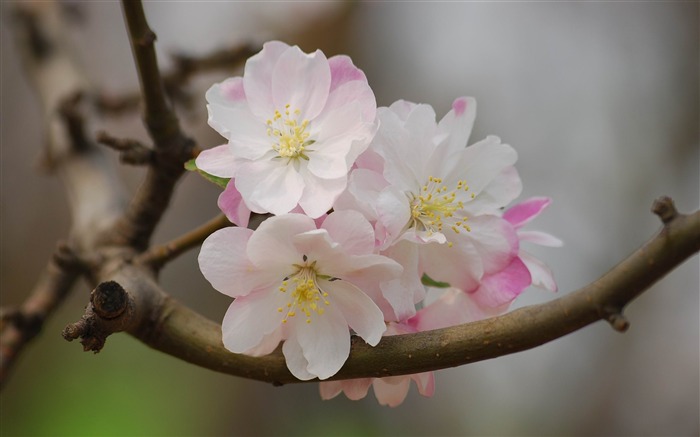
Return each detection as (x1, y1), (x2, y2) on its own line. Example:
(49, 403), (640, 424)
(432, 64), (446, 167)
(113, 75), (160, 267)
(319, 379), (372, 401)
(282, 332), (316, 381)
(235, 160), (305, 215)
(297, 169), (347, 219)
(518, 230), (564, 247)
(468, 256), (532, 309)
(503, 197), (552, 228)
(243, 41), (289, 117)
(328, 55), (368, 92)
(435, 96), (476, 153)
(295, 302), (351, 380)
(412, 371), (436, 397)
(195, 145), (237, 178)
(446, 135), (518, 197)
(199, 227), (277, 297)
(206, 77), (246, 107)
(320, 210), (375, 256)
(218, 180), (251, 228)
(221, 289), (286, 353)
(520, 251), (558, 292)
(247, 214), (315, 269)
(271, 46), (330, 121)
(321, 279), (386, 346)
(372, 377), (411, 407)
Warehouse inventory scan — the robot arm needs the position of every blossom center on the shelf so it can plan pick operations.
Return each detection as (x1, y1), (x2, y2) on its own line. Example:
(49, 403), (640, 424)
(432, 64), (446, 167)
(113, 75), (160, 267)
(408, 176), (474, 242)
(277, 259), (330, 324)
(266, 104), (314, 160)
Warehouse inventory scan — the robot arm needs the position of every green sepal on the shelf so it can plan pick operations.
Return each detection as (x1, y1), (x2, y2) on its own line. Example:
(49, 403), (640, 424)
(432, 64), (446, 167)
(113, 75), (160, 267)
(185, 158), (230, 189)
(421, 273), (451, 288)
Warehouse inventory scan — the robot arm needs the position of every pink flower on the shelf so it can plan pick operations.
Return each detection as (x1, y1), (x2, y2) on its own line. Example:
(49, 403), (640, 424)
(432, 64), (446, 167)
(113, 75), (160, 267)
(320, 321), (435, 407)
(337, 97), (525, 319)
(198, 211), (401, 380)
(196, 41), (377, 218)
(503, 197), (562, 291)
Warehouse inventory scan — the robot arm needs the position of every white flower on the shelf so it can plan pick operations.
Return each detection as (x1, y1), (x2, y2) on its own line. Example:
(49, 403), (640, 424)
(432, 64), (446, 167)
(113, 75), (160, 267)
(196, 41), (377, 218)
(198, 211), (401, 380)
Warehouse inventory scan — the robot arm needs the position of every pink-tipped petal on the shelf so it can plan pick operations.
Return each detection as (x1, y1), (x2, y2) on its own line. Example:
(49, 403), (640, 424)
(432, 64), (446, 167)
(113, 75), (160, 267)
(503, 197), (552, 228)
(218, 180), (251, 228)
(328, 55), (367, 92)
(206, 77), (246, 107)
(469, 257), (532, 309)
(436, 96), (477, 153)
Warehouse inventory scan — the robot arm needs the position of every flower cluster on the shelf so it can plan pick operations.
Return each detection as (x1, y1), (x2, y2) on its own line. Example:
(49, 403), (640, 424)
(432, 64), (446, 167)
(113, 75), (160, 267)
(196, 41), (560, 406)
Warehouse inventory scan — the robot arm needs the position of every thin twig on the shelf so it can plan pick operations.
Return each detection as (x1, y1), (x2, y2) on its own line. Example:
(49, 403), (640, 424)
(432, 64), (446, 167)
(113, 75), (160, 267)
(110, 0), (196, 251)
(96, 130), (154, 166)
(0, 255), (80, 389)
(137, 214), (231, 270)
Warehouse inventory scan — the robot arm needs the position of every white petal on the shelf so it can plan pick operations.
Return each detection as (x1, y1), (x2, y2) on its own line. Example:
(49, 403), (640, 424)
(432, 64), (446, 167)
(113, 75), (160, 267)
(243, 41), (289, 118)
(234, 160), (305, 215)
(221, 290), (286, 353)
(435, 96), (477, 153)
(379, 241), (423, 321)
(448, 136), (518, 197)
(271, 46), (330, 121)
(321, 279), (386, 346)
(321, 210), (375, 256)
(295, 303), (351, 380)
(297, 169), (346, 219)
(520, 251), (558, 292)
(282, 332), (316, 381)
(198, 227), (278, 297)
(375, 186), (412, 249)
(195, 145), (237, 178)
(464, 166), (523, 215)
(205, 77), (246, 107)
(518, 230), (564, 247)
(247, 214), (315, 269)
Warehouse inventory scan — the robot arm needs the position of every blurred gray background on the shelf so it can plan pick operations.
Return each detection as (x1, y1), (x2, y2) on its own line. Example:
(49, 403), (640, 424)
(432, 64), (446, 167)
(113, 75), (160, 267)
(1, 2), (698, 436)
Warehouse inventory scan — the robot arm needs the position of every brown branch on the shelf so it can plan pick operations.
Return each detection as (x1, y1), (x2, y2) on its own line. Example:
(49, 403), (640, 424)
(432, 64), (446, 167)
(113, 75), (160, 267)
(0, 245), (81, 389)
(94, 43), (256, 115)
(107, 0), (196, 251)
(96, 130), (154, 166)
(137, 214), (231, 270)
(64, 197), (700, 385)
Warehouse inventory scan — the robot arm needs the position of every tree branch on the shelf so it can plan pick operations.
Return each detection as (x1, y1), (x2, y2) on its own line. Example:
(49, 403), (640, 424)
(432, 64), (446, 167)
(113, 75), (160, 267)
(64, 197), (700, 385)
(109, 0), (196, 251)
(0, 246), (81, 389)
(136, 214), (230, 270)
